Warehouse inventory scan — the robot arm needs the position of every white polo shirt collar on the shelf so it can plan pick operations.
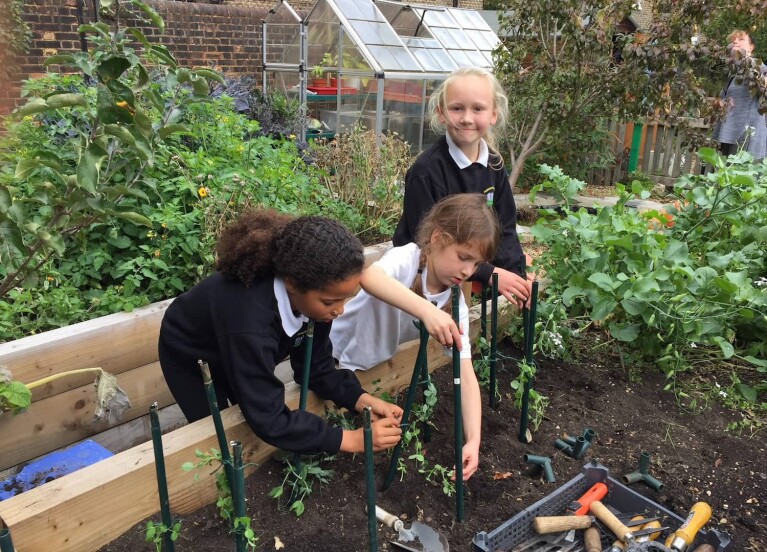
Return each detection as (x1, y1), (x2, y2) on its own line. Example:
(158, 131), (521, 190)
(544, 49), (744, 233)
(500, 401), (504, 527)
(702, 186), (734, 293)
(446, 132), (489, 169)
(274, 277), (309, 335)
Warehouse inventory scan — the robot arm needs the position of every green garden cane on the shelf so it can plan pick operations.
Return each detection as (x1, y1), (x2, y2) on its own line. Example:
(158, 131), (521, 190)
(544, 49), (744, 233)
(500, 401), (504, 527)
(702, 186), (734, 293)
(489, 272), (499, 409)
(363, 407), (377, 552)
(382, 321), (429, 491)
(451, 285), (464, 522)
(518, 280), (539, 443)
(290, 320), (315, 504)
(150, 402), (176, 552)
(0, 525), (15, 552)
(198, 360), (235, 498)
(231, 441), (247, 552)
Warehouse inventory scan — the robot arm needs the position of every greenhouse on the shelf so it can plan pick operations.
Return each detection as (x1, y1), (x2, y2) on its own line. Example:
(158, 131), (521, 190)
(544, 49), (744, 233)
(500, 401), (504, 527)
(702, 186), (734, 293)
(262, 0), (501, 150)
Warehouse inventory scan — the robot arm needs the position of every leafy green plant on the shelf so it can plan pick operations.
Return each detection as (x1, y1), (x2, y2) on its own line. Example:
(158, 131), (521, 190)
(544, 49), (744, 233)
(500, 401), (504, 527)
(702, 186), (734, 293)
(182, 448), (233, 521)
(0, 0), (223, 302)
(310, 125), (410, 243)
(145, 520), (182, 552)
(269, 454), (334, 516)
(527, 151), (767, 424)
(510, 361), (549, 430)
(529, 164), (587, 212)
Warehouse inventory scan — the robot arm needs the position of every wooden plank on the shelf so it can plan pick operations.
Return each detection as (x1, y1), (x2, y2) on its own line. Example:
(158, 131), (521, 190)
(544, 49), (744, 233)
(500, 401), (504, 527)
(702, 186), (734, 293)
(0, 243), (390, 405)
(0, 361), (175, 472)
(0, 300), (173, 403)
(0, 297), (517, 552)
(641, 121), (655, 173)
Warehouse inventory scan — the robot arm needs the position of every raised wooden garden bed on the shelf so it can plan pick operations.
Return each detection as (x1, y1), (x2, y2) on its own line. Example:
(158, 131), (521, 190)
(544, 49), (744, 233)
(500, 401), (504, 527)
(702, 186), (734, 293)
(0, 241), (517, 552)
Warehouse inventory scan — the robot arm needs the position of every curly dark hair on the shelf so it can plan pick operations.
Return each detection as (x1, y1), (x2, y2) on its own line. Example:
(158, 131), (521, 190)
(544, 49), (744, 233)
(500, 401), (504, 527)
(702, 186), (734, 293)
(216, 209), (364, 290)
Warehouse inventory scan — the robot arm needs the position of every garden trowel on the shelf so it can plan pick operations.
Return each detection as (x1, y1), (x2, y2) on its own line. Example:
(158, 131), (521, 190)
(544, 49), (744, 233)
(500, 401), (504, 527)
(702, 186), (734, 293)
(375, 506), (449, 552)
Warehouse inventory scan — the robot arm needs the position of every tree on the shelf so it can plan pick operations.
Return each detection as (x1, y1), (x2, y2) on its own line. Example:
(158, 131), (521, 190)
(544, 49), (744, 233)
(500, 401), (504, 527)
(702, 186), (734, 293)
(493, 0), (767, 189)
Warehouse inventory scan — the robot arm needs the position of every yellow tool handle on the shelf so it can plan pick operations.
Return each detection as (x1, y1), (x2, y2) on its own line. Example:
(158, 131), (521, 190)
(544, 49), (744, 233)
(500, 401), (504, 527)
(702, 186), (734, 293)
(665, 502), (712, 550)
(590, 501), (632, 542)
(584, 526), (602, 552)
(610, 515), (645, 550)
(533, 515), (592, 534)
(636, 519), (663, 542)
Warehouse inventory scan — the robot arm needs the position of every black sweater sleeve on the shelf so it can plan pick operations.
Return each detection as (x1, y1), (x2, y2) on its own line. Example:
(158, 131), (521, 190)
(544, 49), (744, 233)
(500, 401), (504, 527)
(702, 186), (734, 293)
(392, 169), (445, 247)
(290, 320), (365, 413)
(485, 167), (526, 280)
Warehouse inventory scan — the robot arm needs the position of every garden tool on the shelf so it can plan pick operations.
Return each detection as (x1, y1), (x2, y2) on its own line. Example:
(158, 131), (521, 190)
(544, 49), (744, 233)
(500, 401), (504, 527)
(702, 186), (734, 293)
(583, 526), (601, 552)
(606, 517), (663, 552)
(590, 501), (674, 552)
(509, 534), (585, 552)
(563, 481), (609, 542)
(690, 546), (714, 552)
(664, 502), (712, 552)
(374, 506), (448, 552)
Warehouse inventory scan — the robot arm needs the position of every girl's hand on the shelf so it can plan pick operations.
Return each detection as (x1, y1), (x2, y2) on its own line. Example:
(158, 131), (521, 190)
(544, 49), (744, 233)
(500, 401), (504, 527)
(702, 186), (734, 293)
(356, 393), (403, 423)
(492, 267), (532, 309)
(421, 304), (463, 350)
(371, 417), (402, 451)
(340, 415), (402, 453)
(452, 441), (480, 481)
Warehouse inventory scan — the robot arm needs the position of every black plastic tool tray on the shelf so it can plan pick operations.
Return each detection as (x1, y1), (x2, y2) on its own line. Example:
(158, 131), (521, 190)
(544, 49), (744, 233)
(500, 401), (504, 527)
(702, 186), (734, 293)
(473, 461), (731, 552)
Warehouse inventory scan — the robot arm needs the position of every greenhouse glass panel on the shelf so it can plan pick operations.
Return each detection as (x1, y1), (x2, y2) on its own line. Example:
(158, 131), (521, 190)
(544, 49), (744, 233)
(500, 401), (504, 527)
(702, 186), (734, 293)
(264, 0), (505, 151)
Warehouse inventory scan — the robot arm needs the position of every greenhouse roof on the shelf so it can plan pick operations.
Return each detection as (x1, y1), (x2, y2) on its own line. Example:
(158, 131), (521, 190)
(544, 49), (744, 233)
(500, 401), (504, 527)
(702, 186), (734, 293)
(304, 0), (500, 77)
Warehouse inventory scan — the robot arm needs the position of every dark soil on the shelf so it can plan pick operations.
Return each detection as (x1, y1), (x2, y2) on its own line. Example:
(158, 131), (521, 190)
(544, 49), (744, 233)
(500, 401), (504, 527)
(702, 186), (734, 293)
(99, 338), (766, 552)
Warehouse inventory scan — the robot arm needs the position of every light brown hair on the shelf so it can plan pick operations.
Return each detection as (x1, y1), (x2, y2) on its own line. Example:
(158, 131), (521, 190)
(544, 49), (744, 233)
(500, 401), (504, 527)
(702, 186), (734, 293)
(428, 66), (509, 169)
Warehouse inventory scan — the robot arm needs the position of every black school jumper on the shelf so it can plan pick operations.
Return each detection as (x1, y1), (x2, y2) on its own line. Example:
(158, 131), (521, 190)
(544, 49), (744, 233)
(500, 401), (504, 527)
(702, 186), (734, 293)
(392, 135), (525, 281)
(158, 272), (365, 454)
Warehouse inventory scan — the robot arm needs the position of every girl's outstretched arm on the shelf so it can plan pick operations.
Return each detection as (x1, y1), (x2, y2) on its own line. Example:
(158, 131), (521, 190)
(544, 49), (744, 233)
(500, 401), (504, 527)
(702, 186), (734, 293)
(360, 265), (463, 350)
(456, 357), (482, 480)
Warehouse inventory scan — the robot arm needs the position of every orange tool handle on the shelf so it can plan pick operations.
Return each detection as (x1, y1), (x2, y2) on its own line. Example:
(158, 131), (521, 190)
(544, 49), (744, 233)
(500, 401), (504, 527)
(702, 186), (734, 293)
(570, 482), (609, 516)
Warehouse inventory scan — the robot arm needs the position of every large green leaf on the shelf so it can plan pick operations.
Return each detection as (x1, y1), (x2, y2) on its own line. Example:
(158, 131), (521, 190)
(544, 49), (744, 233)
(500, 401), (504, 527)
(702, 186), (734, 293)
(131, 0), (165, 31)
(96, 56), (132, 82)
(103, 124), (136, 145)
(76, 143), (108, 194)
(115, 211), (152, 227)
(45, 93), (88, 109)
(0, 220), (26, 267)
(711, 336), (734, 359)
(587, 272), (615, 292)
(193, 67), (225, 84)
(591, 297), (617, 322)
(43, 54), (77, 67)
(158, 124), (190, 139)
(609, 322), (641, 342)
(561, 286), (584, 306)
(14, 98), (50, 118)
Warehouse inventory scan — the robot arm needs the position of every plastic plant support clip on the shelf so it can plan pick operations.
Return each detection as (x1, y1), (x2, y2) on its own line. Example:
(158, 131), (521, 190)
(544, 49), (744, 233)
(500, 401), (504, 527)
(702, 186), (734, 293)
(623, 451), (664, 491)
(0, 527), (14, 552)
(525, 454), (555, 482)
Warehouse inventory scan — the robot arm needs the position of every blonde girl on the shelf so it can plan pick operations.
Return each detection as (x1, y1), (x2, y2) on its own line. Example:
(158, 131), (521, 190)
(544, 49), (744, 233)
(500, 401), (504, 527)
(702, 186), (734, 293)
(331, 194), (501, 480)
(392, 66), (532, 308)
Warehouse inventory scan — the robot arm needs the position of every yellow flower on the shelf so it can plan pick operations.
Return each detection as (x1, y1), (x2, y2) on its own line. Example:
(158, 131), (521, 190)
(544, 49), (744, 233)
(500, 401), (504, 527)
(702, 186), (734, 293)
(154, 250), (161, 258)
(46, 276), (54, 282)
(147, 231), (156, 238)
(198, 187), (208, 198)
(289, 134), (296, 140)
(161, 223), (167, 228)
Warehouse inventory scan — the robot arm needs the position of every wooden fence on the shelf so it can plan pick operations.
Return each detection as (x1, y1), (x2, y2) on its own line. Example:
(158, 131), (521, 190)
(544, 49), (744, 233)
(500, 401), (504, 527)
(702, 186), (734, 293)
(586, 118), (711, 188)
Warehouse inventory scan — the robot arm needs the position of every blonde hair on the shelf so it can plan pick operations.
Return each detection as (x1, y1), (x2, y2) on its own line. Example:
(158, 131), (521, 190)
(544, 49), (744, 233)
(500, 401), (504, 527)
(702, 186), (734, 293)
(727, 30), (753, 45)
(415, 194), (501, 265)
(428, 66), (508, 169)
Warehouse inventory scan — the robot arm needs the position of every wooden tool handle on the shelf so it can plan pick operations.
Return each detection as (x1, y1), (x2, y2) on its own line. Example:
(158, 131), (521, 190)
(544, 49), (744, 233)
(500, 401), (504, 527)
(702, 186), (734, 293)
(374, 506), (403, 531)
(691, 545), (715, 552)
(590, 501), (632, 542)
(584, 526), (602, 552)
(533, 515), (592, 534)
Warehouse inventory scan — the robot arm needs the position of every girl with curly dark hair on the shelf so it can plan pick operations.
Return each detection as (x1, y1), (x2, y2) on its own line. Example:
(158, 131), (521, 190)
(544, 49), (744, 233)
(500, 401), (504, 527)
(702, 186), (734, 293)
(159, 209), (411, 454)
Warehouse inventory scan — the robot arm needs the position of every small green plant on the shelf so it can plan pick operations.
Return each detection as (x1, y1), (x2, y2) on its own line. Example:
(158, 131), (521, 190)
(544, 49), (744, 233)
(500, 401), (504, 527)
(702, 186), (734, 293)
(145, 520), (182, 552)
(529, 163), (587, 211)
(269, 455), (334, 516)
(182, 448), (259, 549)
(510, 361), (549, 430)
(182, 448), (233, 520)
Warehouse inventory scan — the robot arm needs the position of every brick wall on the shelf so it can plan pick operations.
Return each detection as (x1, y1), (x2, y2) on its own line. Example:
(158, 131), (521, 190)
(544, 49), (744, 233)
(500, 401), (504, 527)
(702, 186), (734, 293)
(1, 0), (268, 117)
(2, 0), (484, 118)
